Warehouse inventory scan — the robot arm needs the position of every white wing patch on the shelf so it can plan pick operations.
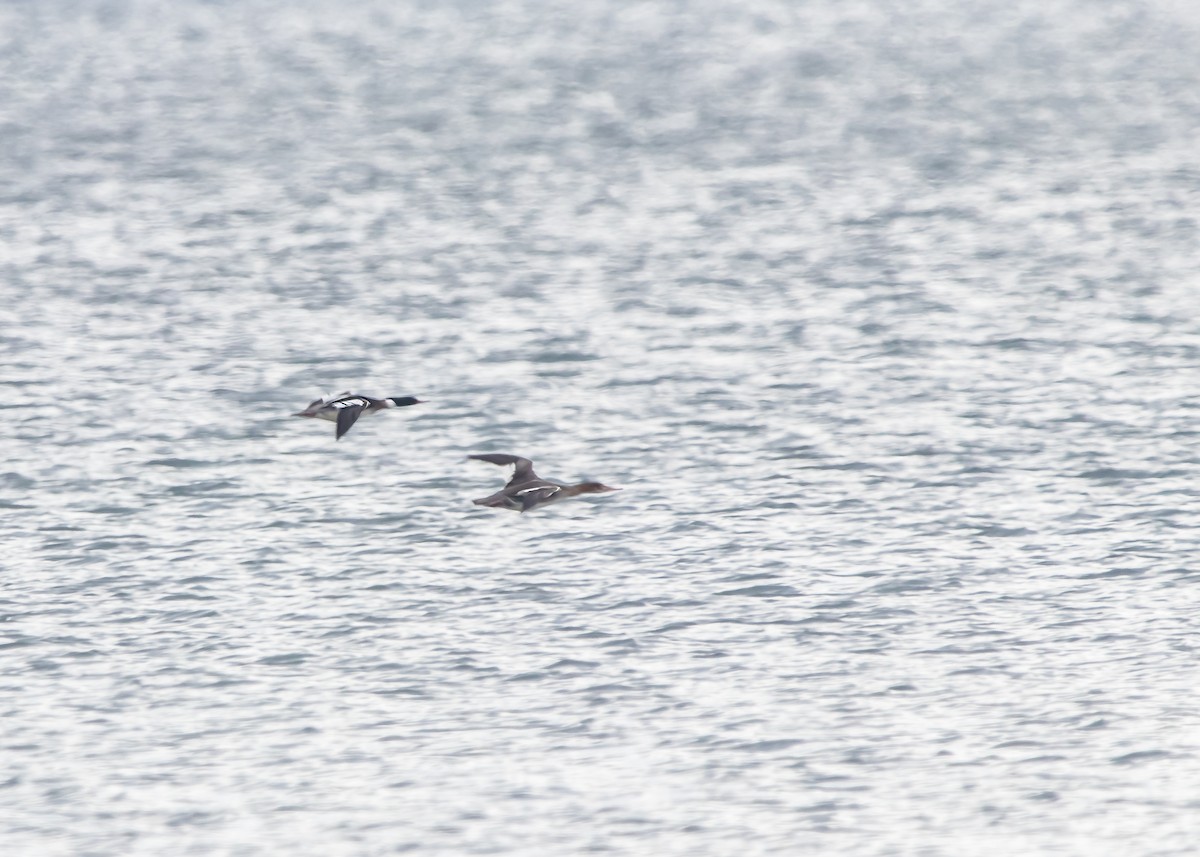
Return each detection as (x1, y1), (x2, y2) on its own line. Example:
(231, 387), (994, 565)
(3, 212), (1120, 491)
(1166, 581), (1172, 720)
(516, 485), (560, 497)
(332, 397), (369, 409)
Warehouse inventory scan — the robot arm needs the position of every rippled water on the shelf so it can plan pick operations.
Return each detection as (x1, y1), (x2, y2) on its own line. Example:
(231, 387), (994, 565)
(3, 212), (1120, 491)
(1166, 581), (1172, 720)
(3, 0), (1200, 854)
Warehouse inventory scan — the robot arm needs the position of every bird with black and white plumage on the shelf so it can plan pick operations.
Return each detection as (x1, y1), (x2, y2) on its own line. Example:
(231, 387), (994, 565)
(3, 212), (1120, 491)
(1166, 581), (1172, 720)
(468, 453), (619, 512)
(293, 391), (424, 440)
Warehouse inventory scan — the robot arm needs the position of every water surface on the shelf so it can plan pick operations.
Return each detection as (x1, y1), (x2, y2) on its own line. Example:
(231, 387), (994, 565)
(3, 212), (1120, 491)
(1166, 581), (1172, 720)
(2, 1), (1200, 854)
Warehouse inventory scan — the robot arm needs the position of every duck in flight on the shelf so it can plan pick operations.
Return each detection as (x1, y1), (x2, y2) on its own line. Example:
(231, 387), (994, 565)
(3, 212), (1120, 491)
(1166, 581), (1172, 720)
(469, 454), (619, 512)
(293, 391), (424, 440)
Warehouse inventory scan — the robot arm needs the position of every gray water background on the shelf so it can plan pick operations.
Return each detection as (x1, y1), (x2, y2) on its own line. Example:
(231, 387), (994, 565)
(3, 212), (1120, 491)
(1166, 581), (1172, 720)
(3, 0), (1200, 854)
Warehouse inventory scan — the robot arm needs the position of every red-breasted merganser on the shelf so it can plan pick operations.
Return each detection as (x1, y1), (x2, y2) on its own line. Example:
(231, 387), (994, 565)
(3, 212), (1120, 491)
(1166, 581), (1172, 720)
(293, 391), (424, 440)
(469, 453), (619, 512)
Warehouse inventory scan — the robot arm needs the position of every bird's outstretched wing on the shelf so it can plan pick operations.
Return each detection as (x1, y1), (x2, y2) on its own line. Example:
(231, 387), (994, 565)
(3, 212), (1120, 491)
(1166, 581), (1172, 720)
(313, 390), (351, 408)
(468, 454), (537, 486)
(335, 404), (366, 439)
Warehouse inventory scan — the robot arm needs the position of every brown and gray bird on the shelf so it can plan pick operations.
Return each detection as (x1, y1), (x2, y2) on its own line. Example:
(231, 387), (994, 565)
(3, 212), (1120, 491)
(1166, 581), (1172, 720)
(469, 454), (619, 512)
